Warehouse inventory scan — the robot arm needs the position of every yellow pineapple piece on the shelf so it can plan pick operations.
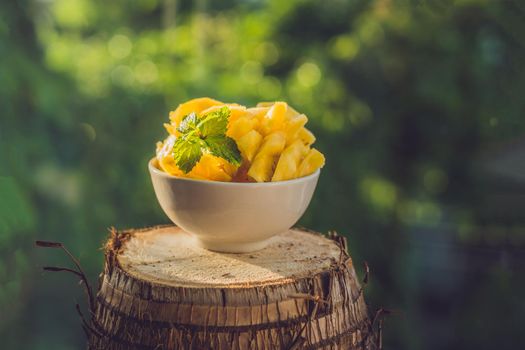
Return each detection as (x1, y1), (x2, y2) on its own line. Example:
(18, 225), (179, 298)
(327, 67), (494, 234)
(297, 148), (325, 178)
(260, 102), (287, 135)
(257, 102), (300, 119)
(246, 106), (270, 120)
(200, 104), (247, 125)
(169, 97), (223, 130)
(156, 135), (183, 176)
(247, 132), (286, 182)
(272, 140), (308, 181)
(256, 102), (274, 108)
(163, 123), (177, 136)
(285, 114), (308, 144)
(248, 154), (275, 182)
(298, 127), (316, 146)
(237, 130), (263, 162)
(190, 154), (233, 182)
(158, 156), (183, 177)
(256, 132), (286, 156)
(227, 115), (259, 140)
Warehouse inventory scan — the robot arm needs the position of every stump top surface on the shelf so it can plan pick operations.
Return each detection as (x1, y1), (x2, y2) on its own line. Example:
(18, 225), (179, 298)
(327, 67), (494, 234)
(117, 226), (343, 288)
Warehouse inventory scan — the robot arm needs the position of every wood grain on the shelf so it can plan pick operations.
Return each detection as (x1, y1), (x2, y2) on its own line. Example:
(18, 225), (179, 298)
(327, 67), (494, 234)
(88, 225), (378, 350)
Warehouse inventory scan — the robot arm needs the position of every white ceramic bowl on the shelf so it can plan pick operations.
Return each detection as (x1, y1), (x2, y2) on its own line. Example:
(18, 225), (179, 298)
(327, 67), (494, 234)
(148, 158), (320, 253)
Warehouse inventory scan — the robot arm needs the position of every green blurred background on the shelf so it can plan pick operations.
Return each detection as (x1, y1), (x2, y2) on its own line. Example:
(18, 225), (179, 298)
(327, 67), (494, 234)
(1, 0), (525, 349)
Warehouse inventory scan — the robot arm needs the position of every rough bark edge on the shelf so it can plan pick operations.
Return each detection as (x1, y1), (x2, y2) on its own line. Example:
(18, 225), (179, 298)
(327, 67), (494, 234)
(91, 225), (382, 350)
(95, 260), (368, 329)
(103, 224), (174, 276)
(88, 322), (377, 350)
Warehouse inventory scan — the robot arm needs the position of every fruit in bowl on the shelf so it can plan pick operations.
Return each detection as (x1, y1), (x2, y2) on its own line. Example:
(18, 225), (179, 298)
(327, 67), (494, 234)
(149, 98), (324, 253)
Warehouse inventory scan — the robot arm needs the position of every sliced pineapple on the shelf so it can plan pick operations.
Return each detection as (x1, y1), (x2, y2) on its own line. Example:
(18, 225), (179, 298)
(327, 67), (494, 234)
(257, 101), (300, 119)
(237, 130), (263, 162)
(297, 148), (325, 178)
(158, 156), (183, 177)
(158, 98), (325, 182)
(156, 135), (183, 176)
(227, 115), (259, 141)
(298, 127), (316, 146)
(247, 132), (286, 182)
(260, 102), (287, 135)
(246, 106), (271, 120)
(200, 104), (247, 125)
(169, 97), (223, 131)
(190, 154), (233, 182)
(248, 154), (275, 182)
(163, 123), (177, 136)
(256, 131), (286, 156)
(272, 140), (309, 181)
(285, 114), (308, 144)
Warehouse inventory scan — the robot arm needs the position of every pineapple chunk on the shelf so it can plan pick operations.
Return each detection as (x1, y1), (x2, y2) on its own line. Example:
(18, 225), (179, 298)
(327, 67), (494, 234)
(248, 154), (275, 182)
(260, 102), (287, 135)
(156, 135), (236, 181)
(163, 123), (177, 136)
(257, 132), (286, 156)
(169, 97), (223, 129)
(237, 130), (263, 162)
(272, 140), (309, 181)
(158, 156), (183, 177)
(200, 104), (247, 125)
(190, 154), (234, 182)
(227, 116), (259, 140)
(297, 148), (325, 178)
(247, 132), (286, 182)
(257, 102), (300, 119)
(298, 127), (316, 146)
(285, 114), (308, 144)
(246, 107), (270, 120)
(256, 102), (274, 108)
(156, 135), (183, 176)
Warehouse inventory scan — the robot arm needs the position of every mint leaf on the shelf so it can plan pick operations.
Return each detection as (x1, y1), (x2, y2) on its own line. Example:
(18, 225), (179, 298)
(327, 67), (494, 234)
(177, 112), (200, 134)
(204, 135), (242, 166)
(171, 106), (241, 174)
(199, 106), (229, 137)
(172, 135), (203, 173)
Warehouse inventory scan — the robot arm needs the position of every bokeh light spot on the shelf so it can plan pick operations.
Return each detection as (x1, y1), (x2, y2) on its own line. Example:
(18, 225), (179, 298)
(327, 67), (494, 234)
(255, 42), (280, 65)
(357, 18), (384, 44)
(348, 101), (372, 126)
(241, 61), (263, 84)
(297, 62), (322, 87)
(52, 0), (93, 28)
(321, 111), (345, 132)
(108, 34), (133, 59)
(111, 65), (135, 86)
(330, 35), (360, 60)
(397, 200), (442, 226)
(135, 61), (159, 84)
(361, 177), (398, 210)
(80, 123), (96, 141)
(423, 168), (448, 194)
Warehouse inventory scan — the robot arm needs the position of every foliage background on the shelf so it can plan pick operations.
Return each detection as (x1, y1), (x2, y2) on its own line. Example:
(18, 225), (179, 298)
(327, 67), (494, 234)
(1, 0), (525, 349)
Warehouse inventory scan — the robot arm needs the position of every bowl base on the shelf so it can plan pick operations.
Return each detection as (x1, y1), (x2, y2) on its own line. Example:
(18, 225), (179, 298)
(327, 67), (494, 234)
(196, 237), (272, 253)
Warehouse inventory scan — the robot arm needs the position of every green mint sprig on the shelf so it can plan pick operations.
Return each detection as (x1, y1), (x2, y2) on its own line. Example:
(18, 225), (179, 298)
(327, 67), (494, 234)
(172, 106), (242, 173)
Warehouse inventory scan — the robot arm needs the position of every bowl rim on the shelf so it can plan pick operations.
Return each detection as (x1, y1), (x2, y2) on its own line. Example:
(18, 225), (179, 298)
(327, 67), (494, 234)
(148, 157), (320, 186)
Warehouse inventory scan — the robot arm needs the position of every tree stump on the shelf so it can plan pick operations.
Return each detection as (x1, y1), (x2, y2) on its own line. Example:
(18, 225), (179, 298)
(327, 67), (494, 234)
(88, 225), (379, 349)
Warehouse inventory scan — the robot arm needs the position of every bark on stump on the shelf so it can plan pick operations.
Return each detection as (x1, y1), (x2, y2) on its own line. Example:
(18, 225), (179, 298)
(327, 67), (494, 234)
(88, 225), (379, 349)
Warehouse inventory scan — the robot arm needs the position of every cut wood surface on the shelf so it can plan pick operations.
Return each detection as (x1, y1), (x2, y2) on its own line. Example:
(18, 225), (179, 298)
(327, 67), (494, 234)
(88, 225), (379, 350)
